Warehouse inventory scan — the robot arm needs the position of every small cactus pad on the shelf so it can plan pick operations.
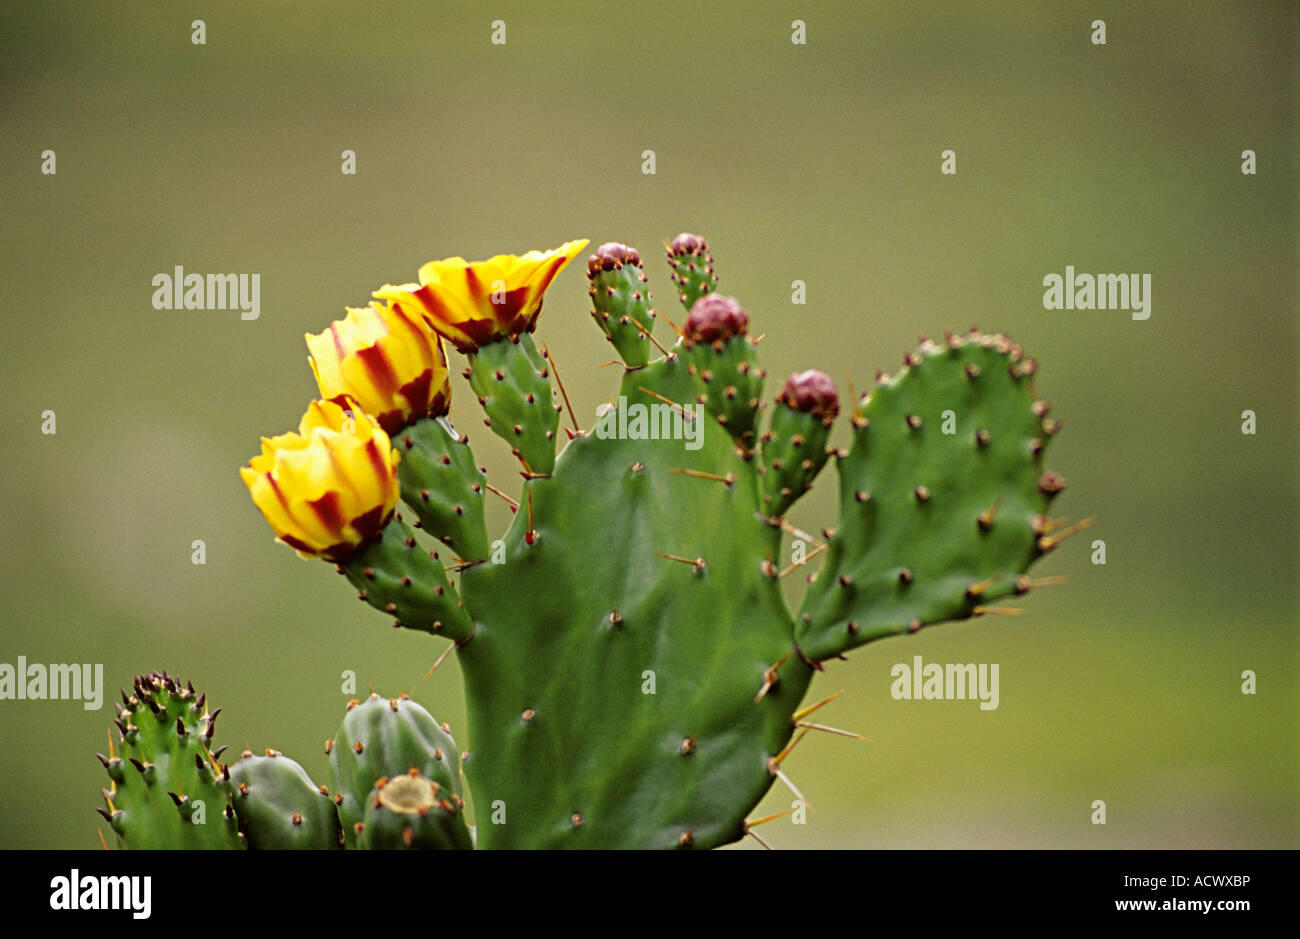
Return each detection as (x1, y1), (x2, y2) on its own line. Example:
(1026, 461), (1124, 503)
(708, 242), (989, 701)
(761, 370), (840, 516)
(339, 516), (474, 641)
(797, 332), (1064, 660)
(327, 693), (468, 849)
(682, 295), (764, 448)
(99, 672), (243, 850)
(587, 243), (656, 367)
(666, 233), (717, 311)
(227, 750), (342, 850)
(394, 416), (490, 563)
(465, 333), (559, 476)
(358, 770), (473, 850)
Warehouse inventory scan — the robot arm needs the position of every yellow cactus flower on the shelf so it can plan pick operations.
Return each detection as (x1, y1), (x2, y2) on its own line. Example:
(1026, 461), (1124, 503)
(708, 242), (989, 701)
(374, 239), (589, 352)
(240, 397), (401, 560)
(306, 302), (451, 435)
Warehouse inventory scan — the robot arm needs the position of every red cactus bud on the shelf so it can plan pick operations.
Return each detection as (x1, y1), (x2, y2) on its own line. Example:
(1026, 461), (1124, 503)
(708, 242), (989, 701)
(587, 242), (641, 275)
(684, 294), (748, 344)
(668, 233), (708, 256)
(777, 370), (840, 421)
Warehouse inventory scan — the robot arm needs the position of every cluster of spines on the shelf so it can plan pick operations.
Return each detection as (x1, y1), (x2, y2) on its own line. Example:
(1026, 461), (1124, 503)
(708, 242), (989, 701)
(98, 672), (242, 849)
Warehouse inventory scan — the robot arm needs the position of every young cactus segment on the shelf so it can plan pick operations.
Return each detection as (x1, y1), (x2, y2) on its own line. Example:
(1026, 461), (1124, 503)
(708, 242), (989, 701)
(682, 295), (764, 448)
(338, 517), (474, 641)
(466, 334), (559, 476)
(358, 770), (473, 850)
(227, 750), (342, 849)
(587, 243), (656, 368)
(100, 672), (243, 850)
(761, 370), (840, 517)
(327, 693), (468, 849)
(393, 416), (490, 563)
(797, 333), (1064, 661)
(666, 233), (718, 312)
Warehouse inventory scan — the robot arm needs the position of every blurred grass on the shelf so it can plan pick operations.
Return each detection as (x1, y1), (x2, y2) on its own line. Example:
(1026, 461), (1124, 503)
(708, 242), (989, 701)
(0, 0), (1294, 848)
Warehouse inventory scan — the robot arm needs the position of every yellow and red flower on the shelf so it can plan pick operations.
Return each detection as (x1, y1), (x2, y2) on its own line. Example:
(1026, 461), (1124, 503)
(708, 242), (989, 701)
(306, 302), (451, 435)
(373, 239), (588, 353)
(240, 397), (401, 560)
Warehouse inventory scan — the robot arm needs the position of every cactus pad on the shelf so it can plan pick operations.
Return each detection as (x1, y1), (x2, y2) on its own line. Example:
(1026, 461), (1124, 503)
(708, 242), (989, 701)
(393, 416), (490, 563)
(327, 692), (468, 849)
(797, 332), (1065, 659)
(465, 334), (560, 476)
(98, 672), (243, 850)
(587, 242), (656, 367)
(227, 750), (342, 850)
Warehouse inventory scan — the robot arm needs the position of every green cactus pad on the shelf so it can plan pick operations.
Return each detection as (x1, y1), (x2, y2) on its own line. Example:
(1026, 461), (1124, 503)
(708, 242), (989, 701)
(587, 243), (656, 367)
(465, 333), (559, 476)
(327, 693), (468, 849)
(394, 416), (490, 563)
(357, 771), (473, 850)
(761, 399), (836, 517)
(684, 334), (765, 449)
(458, 357), (811, 849)
(339, 517), (474, 642)
(99, 672), (243, 850)
(227, 750), (342, 850)
(666, 233), (718, 311)
(797, 332), (1065, 660)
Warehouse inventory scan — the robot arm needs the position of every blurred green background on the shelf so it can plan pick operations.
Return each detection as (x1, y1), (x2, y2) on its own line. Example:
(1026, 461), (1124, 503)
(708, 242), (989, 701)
(1, 0), (1294, 849)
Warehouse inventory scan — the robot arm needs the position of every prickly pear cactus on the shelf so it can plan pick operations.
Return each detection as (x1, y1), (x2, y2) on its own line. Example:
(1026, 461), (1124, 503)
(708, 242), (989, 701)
(100, 231), (1081, 852)
(98, 672), (243, 850)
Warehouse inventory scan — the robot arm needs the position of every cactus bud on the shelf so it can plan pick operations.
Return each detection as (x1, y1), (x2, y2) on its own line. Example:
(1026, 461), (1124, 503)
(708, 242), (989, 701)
(684, 294), (749, 346)
(669, 232), (707, 256)
(776, 370), (840, 424)
(306, 302), (452, 436)
(587, 242), (641, 273)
